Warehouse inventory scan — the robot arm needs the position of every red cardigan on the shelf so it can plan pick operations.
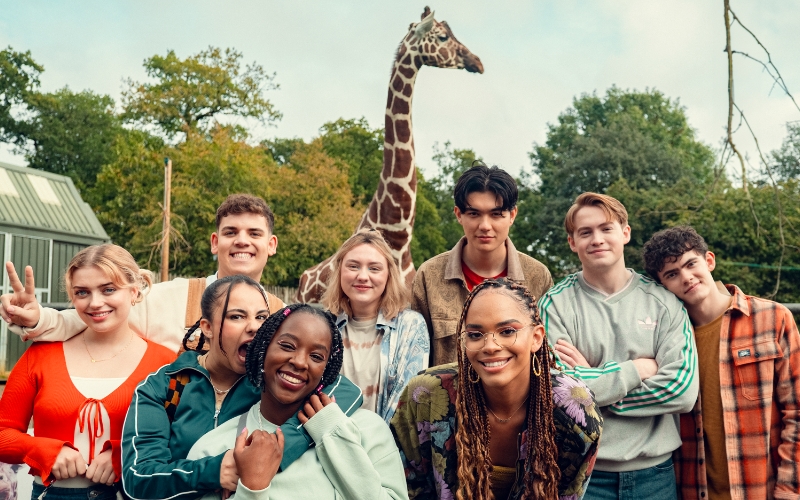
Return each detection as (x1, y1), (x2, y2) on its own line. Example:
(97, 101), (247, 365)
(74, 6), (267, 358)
(0, 340), (175, 484)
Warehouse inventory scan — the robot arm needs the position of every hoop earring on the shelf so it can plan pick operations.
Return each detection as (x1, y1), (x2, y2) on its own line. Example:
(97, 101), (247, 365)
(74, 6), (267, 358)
(532, 354), (542, 377)
(468, 364), (481, 384)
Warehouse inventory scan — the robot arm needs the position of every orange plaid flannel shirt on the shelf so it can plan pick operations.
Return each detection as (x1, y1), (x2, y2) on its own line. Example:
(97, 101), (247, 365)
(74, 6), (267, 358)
(675, 285), (800, 500)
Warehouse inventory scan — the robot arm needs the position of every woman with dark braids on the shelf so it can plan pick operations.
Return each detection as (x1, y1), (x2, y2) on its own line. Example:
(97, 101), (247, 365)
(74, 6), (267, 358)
(186, 304), (408, 499)
(391, 278), (603, 499)
(120, 276), (362, 500)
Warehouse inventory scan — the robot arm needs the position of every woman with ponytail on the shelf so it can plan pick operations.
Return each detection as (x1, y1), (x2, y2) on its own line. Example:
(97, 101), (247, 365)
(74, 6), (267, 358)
(120, 276), (362, 500)
(186, 304), (408, 499)
(391, 278), (602, 499)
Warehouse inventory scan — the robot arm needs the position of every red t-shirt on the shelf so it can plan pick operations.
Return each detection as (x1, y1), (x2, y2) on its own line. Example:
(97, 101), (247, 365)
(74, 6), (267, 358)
(461, 261), (507, 291)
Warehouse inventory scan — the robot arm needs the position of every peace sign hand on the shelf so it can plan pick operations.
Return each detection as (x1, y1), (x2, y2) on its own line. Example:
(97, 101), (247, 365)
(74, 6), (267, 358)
(0, 262), (41, 328)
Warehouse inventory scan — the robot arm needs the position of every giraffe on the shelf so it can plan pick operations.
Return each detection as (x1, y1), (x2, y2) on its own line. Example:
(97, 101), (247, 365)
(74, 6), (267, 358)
(296, 6), (483, 303)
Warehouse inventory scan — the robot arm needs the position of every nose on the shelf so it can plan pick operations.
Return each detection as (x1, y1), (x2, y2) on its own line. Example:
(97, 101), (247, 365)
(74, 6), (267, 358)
(290, 354), (308, 371)
(89, 291), (104, 309)
(478, 215), (492, 231)
(233, 230), (249, 246)
(246, 317), (262, 336)
(481, 334), (503, 353)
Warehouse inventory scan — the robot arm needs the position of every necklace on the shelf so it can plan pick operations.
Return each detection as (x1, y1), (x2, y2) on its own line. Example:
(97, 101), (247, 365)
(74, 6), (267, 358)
(83, 332), (134, 363)
(486, 397), (528, 423)
(198, 354), (234, 395)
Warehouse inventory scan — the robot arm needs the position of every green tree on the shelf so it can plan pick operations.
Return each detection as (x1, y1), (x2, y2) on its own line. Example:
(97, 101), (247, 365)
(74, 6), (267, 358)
(317, 118), (384, 203)
(0, 46), (42, 140)
(772, 122), (800, 181)
(527, 87), (717, 276)
(122, 47), (281, 140)
(12, 88), (124, 192)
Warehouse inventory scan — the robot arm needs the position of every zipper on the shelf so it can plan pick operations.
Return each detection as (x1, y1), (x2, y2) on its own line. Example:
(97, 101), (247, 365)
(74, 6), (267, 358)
(170, 363), (245, 429)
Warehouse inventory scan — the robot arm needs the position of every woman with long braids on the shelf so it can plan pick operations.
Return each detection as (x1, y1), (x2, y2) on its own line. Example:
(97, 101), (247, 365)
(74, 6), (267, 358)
(186, 303), (408, 499)
(0, 244), (176, 500)
(321, 228), (429, 422)
(391, 278), (602, 499)
(120, 276), (362, 500)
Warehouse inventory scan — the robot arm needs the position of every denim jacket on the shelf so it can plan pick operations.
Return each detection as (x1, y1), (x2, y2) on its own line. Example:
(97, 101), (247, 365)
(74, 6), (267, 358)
(336, 309), (430, 423)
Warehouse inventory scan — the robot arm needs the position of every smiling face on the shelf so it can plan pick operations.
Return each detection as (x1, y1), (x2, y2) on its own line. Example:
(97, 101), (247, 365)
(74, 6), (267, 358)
(657, 250), (718, 307)
(339, 243), (389, 319)
(261, 312), (332, 415)
(71, 265), (137, 335)
(455, 191), (518, 258)
(568, 205), (631, 272)
(463, 290), (544, 389)
(211, 212), (278, 282)
(202, 283), (269, 376)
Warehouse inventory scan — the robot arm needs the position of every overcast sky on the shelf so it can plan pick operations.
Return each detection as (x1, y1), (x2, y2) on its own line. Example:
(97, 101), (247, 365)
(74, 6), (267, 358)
(1, 1), (799, 181)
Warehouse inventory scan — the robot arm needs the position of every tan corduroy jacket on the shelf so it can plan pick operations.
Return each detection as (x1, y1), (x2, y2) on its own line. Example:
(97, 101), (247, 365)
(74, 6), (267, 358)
(411, 237), (553, 366)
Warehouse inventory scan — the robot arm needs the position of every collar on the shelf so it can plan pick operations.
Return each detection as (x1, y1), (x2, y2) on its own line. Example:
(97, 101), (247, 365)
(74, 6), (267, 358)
(336, 311), (396, 331)
(444, 236), (525, 282)
(205, 273), (218, 286)
(165, 350), (206, 375)
(725, 283), (751, 317)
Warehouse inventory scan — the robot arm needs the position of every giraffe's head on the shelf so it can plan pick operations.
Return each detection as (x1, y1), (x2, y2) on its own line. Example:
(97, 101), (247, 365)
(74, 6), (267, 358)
(401, 6), (483, 74)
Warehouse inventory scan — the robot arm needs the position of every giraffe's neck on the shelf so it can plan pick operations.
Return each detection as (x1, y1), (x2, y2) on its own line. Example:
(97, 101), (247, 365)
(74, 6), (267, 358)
(358, 41), (420, 280)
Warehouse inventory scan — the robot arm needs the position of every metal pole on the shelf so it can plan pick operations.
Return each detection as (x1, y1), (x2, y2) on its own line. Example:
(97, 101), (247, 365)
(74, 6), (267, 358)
(161, 158), (172, 283)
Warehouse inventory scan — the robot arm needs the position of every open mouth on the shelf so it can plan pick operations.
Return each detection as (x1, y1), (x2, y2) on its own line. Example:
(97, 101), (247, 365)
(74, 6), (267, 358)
(480, 358), (510, 371)
(231, 252), (254, 261)
(237, 342), (251, 362)
(86, 311), (112, 319)
(277, 371), (307, 390)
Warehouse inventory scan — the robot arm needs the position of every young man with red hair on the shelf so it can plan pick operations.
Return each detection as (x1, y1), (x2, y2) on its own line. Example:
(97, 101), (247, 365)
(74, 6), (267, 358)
(540, 192), (698, 500)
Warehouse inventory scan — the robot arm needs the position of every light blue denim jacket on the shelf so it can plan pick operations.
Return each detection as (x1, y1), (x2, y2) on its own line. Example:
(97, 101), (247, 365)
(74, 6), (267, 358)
(336, 309), (430, 423)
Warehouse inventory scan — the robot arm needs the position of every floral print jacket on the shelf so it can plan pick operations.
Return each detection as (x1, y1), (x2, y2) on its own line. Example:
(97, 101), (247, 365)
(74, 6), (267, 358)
(390, 363), (602, 500)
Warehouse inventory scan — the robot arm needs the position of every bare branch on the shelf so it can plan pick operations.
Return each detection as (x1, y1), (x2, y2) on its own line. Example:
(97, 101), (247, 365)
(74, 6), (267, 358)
(729, 9), (800, 113)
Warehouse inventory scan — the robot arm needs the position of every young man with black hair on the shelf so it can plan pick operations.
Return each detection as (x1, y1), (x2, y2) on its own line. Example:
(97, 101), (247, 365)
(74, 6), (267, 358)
(411, 163), (552, 365)
(643, 225), (800, 500)
(540, 192), (698, 500)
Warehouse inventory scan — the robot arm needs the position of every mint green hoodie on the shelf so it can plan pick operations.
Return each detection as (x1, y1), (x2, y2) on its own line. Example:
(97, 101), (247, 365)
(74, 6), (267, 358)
(187, 403), (408, 500)
(540, 270), (698, 472)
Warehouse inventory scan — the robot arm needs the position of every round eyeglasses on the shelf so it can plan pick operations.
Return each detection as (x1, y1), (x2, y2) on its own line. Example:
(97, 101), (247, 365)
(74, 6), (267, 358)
(460, 324), (534, 351)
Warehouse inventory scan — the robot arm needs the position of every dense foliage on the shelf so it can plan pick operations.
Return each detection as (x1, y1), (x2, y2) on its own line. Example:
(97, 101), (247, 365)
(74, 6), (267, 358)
(2, 45), (797, 300)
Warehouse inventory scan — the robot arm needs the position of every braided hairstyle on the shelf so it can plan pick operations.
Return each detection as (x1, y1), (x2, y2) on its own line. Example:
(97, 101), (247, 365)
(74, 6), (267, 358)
(245, 303), (344, 392)
(181, 275), (267, 353)
(454, 278), (560, 500)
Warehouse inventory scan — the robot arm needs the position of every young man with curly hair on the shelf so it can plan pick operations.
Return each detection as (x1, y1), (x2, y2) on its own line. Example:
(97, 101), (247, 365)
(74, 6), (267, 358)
(643, 225), (800, 500)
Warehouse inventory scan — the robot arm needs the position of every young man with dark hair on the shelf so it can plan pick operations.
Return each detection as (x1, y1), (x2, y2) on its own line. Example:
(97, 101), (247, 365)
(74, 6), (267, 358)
(0, 193), (284, 352)
(540, 192), (698, 500)
(643, 225), (800, 499)
(411, 163), (552, 365)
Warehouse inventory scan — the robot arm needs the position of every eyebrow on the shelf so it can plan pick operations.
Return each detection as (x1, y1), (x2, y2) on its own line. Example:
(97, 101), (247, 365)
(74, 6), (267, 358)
(279, 333), (330, 353)
(73, 282), (114, 289)
(221, 226), (264, 232)
(344, 259), (384, 266)
(465, 205), (504, 212)
(465, 319), (520, 329)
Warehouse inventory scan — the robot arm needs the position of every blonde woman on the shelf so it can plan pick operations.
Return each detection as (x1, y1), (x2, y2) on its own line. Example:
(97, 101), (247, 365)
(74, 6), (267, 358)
(0, 245), (175, 500)
(322, 229), (430, 422)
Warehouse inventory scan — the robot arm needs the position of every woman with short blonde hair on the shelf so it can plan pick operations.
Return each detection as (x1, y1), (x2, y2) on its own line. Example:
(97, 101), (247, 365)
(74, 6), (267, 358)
(322, 228), (430, 422)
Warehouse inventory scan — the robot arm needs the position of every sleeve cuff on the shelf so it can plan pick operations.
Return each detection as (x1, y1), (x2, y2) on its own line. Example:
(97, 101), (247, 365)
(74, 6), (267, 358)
(619, 360), (642, 391)
(236, 478), (270, 500)
(302, 404), (347, 444)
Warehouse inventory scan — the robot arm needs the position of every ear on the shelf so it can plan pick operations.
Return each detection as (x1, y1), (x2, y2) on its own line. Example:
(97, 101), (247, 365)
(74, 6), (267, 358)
(622, 224), (631, 245)
(415, 9), (435, 37)
(454, 206), (464, 225)
(200, 318), (213, 341)
(705, 251), (716, 272)
(530, 325), (545, 355)
(567, 234), (577, 253)
(508, 206), (518, 225)
(267, 234), (278, 257)
(210, 232), (220, 256)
